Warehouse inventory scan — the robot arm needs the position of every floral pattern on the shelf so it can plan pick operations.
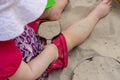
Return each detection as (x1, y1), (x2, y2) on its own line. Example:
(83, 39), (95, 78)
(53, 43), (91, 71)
(14, 25), (48, 80)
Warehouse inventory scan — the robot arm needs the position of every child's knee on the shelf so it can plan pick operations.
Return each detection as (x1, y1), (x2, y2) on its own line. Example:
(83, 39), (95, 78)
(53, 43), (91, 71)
(41, 10), (61, 20)
(50, 13), (61, 20)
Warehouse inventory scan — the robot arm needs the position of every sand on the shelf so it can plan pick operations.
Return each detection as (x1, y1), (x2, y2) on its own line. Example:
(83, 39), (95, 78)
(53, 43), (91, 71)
(39, 0), (120, 80)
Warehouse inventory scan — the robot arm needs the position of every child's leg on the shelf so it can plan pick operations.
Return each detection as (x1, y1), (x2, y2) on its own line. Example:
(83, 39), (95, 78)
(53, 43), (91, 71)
(40, 0), (68, 20)
(62, 0), (112, 51)
(48, 0), (112, 74)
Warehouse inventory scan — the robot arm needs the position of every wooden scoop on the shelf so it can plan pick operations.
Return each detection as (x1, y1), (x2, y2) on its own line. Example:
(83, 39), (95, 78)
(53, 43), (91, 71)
(38, 21), (61, 44)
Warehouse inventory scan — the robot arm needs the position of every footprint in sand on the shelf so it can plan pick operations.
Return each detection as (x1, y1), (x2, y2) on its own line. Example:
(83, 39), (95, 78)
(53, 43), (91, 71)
(73, 56), (120, 80)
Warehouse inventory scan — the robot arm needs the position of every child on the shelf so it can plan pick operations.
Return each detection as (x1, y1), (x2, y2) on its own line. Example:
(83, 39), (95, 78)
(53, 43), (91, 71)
(0, 0), (112, 80)
(40, 0), (68, 20)
(28, 0), (68, 33)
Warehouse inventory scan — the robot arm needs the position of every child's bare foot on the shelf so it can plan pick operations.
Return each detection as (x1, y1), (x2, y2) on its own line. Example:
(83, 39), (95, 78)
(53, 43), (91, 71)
(89, 0), (112, 20)
(41, 0), (68, 20)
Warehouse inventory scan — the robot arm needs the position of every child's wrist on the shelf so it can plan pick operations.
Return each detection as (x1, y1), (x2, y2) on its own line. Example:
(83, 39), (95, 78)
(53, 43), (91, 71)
(45, 44), (59, 60)
(51, 44), (59, 60)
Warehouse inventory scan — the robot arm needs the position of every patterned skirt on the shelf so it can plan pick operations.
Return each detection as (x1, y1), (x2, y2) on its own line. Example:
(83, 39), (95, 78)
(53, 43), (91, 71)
(15, 25), (48, 80)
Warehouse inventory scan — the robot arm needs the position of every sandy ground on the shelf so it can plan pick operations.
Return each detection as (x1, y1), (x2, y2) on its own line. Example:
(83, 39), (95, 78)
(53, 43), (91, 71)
(39, 0), (120, 80)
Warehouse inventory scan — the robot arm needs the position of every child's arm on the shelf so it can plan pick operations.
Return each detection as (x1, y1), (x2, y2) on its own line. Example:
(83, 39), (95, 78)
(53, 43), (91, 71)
(9, 44), (58, 80)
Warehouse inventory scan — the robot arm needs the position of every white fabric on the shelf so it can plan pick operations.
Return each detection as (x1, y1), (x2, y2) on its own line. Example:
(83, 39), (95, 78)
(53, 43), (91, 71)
(0, 0), (47, 41)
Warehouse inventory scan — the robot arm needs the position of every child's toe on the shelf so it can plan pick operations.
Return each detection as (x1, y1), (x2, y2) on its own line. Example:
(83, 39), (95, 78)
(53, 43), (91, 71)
(103, 0), (111, 4)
